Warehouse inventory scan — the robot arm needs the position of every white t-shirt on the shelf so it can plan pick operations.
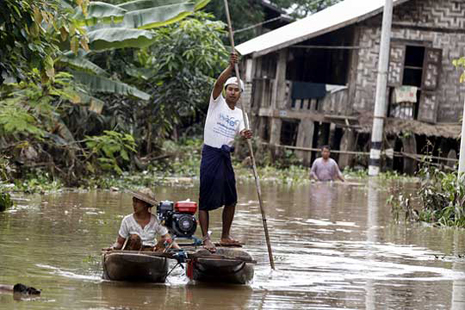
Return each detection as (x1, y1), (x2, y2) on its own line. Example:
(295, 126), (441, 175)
(118, 214), (168, 247)
(204, 93), (247, 148)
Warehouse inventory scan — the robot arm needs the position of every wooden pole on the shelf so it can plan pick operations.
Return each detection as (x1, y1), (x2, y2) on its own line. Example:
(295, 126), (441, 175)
(223, 0), (275, 270)
(368, 0), (393, 176)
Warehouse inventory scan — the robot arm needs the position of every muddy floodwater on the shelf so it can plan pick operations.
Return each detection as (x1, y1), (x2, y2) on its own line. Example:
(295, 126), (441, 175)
(1, 180), (465, 309)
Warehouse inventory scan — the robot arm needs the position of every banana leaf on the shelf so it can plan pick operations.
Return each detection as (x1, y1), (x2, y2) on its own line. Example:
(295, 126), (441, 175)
(118, 0), (187, 11)
(74, 91), (106, 114)
(125, 66), (156, 80)
(122, 3), (195, 29)
(58, 54), (108, 76)
(54, 120), (76, 144)
(74, 2), (127, 27)
(87, 28), (155, 50)
(73, 71), (151, 100)
(194, 0), (210, 10)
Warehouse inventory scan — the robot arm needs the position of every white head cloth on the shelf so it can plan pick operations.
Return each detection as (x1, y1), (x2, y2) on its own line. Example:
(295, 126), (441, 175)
(225, 77), (244, 92)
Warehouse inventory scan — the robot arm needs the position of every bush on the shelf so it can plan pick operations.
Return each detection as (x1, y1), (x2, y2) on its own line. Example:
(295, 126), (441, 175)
(387, 159), (465, 228)
(0, 192), (13, 212)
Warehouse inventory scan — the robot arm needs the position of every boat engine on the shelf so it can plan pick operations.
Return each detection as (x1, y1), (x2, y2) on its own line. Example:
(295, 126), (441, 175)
(156, 200), (197, 238)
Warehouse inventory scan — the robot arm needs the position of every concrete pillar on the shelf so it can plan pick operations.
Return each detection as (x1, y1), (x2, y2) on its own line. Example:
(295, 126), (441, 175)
(369, 0), (393, 176)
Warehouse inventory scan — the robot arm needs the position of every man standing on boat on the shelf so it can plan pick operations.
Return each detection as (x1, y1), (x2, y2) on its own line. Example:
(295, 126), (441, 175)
(310, 145), (345, 182)
(199, 52), (252, 252)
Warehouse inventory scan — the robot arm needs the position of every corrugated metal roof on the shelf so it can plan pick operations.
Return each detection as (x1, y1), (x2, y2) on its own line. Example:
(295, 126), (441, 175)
(236, 0), (410, 57)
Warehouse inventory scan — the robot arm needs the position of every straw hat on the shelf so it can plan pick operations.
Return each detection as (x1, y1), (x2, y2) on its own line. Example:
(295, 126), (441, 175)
(131, 188), (157, 206)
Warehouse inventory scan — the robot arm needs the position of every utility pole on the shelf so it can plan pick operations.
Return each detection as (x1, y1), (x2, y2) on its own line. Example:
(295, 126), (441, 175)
(368, 0), (394, 176)
(458, 98), (465, 181)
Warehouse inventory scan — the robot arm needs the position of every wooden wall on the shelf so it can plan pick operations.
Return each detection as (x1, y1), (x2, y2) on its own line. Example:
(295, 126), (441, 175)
(354, 0), (465, 123)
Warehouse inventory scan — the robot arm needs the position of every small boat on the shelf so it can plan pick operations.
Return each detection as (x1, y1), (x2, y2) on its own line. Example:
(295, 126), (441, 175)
(102, 250), (169, 283)
(186, 248), (255, 284)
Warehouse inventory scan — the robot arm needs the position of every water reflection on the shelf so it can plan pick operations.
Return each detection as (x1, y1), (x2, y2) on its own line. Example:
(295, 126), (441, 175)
(365, 180), (379, 310)
(452, 231), (465, 310)
(0, 182), (464, 309)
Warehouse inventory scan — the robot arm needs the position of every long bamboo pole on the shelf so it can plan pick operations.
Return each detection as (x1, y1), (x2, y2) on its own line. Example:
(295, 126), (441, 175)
(223, 0), (275, 270)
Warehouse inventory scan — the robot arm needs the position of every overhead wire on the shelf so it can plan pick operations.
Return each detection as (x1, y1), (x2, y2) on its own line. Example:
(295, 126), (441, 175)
(232, 0), (337, 34)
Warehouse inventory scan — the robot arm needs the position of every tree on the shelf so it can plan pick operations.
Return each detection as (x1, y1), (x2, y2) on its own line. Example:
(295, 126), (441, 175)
(0, 0), (87, 84)
(204, 0), (343, 43)
(0, 0), (216, 183)
(93, 12), (228, 154)
(204, 0), (264, 43)
(273, 0), (343, 18)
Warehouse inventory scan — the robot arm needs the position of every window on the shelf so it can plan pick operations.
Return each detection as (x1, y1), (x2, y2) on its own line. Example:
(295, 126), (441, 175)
(388, 43), (442, 123)
(403, 45), (425, 87)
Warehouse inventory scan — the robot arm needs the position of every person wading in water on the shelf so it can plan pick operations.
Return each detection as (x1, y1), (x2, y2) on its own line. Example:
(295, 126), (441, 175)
(310, 145), (345, 182)
(199, 53), (252, 252)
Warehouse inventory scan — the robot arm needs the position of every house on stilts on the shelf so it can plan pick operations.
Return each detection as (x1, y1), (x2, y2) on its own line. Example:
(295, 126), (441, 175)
(236, 0), (465, 174)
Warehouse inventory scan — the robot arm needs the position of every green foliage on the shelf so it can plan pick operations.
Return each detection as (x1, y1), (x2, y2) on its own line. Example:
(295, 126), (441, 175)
(73, 70), (150, 100)
(387, 157), (465, 228)
(0, 192), (13, 212)
(386, 186), (417, 223)
(0, 101), (46, 140)
(121, 3), (195, 29)
(0, 156), (13, 181)
(0, 71), (82, 142)
(343, 167), (367, 179)
(0, 0), (216, 186)
(96, 12), (228, 151)
(205, 0), (265, 43)
(85, 130), (137, 174)
(74, 2), (127, 27)
(13, 171), (64, 194)
(204, 0), (342, 42)
(416, 163), (465, 227)
(453, 57), (465, 84)
(236, 164), (310, 185)
(0, 0), (89, 84)
(272, 0), (342, 18)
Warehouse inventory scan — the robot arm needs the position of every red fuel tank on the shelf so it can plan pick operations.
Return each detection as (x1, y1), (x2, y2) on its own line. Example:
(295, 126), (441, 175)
(174, 200), (197, 214)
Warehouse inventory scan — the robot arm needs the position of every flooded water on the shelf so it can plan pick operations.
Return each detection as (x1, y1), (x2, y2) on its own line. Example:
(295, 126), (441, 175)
(1, 180), (465, 309)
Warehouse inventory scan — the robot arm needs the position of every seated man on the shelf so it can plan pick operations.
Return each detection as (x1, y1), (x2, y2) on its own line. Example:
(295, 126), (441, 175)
(310, 145), (345, 182)
(109, 188), (179, 251)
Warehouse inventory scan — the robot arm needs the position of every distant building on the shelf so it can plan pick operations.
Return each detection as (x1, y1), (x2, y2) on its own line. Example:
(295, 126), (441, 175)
(237, 0), (465, 173)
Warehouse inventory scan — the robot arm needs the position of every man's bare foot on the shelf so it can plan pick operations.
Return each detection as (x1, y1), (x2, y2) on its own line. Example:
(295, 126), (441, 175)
(219, 237), (242, 246)
(203, 238), (216, 253)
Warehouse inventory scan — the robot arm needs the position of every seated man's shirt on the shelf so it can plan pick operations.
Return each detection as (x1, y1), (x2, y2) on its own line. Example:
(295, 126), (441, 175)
(204, 92), (247, 148)
(310, 158), (343, 181)
(118, 214), (168, 247)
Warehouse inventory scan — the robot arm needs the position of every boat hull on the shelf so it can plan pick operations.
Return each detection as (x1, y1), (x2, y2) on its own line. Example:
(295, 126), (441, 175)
(103, 251), (169, 283)
(189, 248), (254, 284)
